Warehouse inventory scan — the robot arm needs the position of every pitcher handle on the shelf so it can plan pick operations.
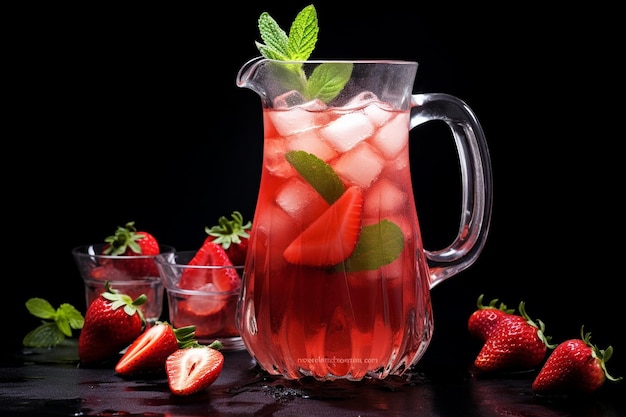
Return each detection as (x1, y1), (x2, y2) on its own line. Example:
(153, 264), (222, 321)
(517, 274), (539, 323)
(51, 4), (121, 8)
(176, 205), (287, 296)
(410, 93), (493, 288)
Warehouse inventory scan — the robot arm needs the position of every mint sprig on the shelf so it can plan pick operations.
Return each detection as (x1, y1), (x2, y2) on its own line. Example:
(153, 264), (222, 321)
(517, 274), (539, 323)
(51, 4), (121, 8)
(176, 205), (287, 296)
(256, 5), (317, 61)
(23, 298), (84, 348)
(256, 5), (352, 103)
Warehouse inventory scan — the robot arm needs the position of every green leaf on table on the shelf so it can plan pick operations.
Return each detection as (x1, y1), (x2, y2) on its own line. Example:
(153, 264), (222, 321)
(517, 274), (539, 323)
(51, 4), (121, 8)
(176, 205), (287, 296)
(59, 303), (85, 331)
(23, 298), (84, 348)
(25, 297), (56, 319)
(23, 322), (66, 348)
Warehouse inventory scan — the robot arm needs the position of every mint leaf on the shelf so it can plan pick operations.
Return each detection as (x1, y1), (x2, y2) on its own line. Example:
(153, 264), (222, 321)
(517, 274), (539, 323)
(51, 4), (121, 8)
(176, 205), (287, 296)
(256, 5), (349, 103)
(257, 5), (317, 61)
(60, 303), (85, 331)
(256, 12), (290, 60)
(306, 63), (353, 103)
(23, 298), (84, 348)
(339, 220), (405, 272)
(287, 5), (318, 60)
(285, 150), (345, 204)
(23, 322), (65, 348)
(25, 297), (56, 319)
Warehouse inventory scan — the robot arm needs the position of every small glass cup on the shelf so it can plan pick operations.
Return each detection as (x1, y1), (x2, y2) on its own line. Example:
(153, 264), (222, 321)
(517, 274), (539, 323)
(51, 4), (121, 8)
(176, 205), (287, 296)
(155, 251), (244, 351)
(72, 244), (175, 324)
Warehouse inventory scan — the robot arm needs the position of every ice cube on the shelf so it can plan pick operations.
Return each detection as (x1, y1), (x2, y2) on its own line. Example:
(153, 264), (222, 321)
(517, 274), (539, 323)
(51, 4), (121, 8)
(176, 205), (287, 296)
(363, 101), (395, 126)
(363, 178), (406, 218)
(332, 142), (383, 188)
(301, 99), (327, 111)
(274, 90), (306, 108)
(370, 113), (410, 159)
(269, 107), (325, 137)
(264, 137), (295, 178)
(319, 112), (375, 152)
(287, 130), (338, 162)
(344, 91), (379, 109)
(275, 177), (330, 224)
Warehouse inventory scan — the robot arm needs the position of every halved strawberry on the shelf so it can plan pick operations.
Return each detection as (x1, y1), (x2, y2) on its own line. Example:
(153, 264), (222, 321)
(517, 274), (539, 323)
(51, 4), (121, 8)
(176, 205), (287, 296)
(114, 322), (197, 376)
(179, 240), (240, 292)
(283, 185), (363, 266)
(166, 344), (224, 396)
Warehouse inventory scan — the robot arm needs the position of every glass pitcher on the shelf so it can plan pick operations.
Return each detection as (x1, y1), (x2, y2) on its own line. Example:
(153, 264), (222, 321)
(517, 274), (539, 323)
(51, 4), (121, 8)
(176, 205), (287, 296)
(235, 57), (493, 381)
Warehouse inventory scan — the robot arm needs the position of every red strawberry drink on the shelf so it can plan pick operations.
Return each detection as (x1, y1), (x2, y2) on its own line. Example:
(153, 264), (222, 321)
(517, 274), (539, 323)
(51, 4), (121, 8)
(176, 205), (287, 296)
(237, 60), (436, 381)
(237, 5), (492, 383)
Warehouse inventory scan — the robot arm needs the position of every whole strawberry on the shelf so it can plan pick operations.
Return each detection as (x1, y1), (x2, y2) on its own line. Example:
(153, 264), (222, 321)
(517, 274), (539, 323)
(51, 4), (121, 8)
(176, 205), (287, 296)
(78, 282), (146, 365)
(468, 294), (516, 342)
(473, 301), (555, 373)
(102, 221), (161, 277)
(205, 211), (251, 266)
(532, 326), (622, 395)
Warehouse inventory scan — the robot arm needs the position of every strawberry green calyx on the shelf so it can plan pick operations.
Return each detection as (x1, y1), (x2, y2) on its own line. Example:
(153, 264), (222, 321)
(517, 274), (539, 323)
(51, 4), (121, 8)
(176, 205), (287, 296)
(23, 298), (84, 348)
(518, 301), (556, 350)
(476, 294), (515, 314)
(206, 340), (224, 351)
(581, 326), (623, 383)
(102, 281), (147, 325)
(153, 322), (223, 351)
(103, 221), (147, 256)
(171, 324), (199, 349)
(205, 211), (251, 250)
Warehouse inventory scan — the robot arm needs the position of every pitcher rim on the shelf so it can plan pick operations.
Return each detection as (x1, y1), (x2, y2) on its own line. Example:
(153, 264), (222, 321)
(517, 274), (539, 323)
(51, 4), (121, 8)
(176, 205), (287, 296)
(245, 56), (418, 65)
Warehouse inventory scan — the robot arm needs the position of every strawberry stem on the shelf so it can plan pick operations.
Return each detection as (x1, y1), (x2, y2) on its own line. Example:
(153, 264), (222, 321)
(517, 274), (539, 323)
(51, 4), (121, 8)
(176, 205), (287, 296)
(172, 324), (198, 349)
(476, 294), (515, 314)
(101, 281), (146, 326)
(581, 325), (623, 383)
(205, 211), (251, 250)
(207, 340), (224, 350)
(103, 221), (147, 256)
(518, 301), (556, 349)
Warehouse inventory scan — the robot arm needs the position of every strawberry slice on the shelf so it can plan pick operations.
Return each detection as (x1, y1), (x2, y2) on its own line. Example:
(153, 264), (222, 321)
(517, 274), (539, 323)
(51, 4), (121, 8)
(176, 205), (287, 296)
(114, 322), (197, 376)
(166, 345), (225, 396)
(283, 185), (363, 266)
(179, 240), (240, 292)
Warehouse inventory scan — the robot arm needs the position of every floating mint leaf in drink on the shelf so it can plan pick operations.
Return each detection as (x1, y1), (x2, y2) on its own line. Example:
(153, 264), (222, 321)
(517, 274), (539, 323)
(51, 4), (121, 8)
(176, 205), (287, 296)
(285, 150), (345, 204)
(338, 220), (405, 272)
(306, 63), (353, 104)
(256, 5), (351, 103)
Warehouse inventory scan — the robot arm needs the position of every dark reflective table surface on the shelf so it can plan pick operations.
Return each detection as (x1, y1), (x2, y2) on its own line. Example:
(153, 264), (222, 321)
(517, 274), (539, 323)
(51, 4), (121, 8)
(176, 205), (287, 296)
(1, 340), (624, 417)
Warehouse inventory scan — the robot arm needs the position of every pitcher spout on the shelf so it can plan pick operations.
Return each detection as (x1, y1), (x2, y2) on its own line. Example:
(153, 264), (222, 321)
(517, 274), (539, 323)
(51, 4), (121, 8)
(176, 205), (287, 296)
(236, 56), (270, 100)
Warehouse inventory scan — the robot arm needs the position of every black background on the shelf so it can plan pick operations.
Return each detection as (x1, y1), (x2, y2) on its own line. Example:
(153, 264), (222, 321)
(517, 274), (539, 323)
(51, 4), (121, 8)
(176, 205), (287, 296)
(5, 2), (624, 379)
